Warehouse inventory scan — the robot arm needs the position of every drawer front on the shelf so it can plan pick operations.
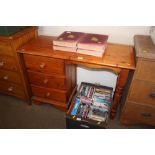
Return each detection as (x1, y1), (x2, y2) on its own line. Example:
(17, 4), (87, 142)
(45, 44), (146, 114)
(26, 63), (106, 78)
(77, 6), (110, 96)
(0, 69), (21, 84)
(0, 81), (25, 98)
(129, 80), (155, 106)
(0, 56), (17, 71)
(136, 59), (155, 83)
(0, 43), (13, 57)
(31, 85), (67, 102)
(122, 101), (155, 125)
(23, 54), (65, 75)
(28, 71), (66, 90)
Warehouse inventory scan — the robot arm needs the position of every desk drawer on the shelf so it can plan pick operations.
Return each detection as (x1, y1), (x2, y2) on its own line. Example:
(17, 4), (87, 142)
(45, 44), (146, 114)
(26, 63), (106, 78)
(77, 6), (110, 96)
(31, 85), (67, 102)
(0, 56), (17, 71)
(0, 81), (25, 98)
(0, 42), (13, 57)
(0, 69), (21, 84)
(129, 80), (155, 106)
(136, 59), (155, 83)
(23, 54), (65, 75)
(28, 71), (66, 90)
(122, 101), (155, 125)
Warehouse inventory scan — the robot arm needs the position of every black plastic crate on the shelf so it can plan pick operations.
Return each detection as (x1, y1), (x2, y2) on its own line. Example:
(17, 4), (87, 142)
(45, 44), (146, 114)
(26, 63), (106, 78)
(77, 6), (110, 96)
(66, 82), (113, 129)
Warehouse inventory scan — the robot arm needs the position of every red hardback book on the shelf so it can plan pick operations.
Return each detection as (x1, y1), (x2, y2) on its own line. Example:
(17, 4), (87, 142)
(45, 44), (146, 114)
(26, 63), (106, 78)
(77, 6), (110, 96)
(77, 33), (108, 51)
(53, 31), (85, 48)
(53, 45), (77, 52)
(77, 48), (105, 57)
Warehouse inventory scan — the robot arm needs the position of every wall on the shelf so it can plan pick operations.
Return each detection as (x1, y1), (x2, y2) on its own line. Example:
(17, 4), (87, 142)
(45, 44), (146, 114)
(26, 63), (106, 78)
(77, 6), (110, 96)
(39, 26), (150, 90)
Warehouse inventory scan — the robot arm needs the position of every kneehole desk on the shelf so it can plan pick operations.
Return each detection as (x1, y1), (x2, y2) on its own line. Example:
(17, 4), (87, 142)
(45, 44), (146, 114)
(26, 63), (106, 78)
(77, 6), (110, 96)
(17, 36), (136, 119)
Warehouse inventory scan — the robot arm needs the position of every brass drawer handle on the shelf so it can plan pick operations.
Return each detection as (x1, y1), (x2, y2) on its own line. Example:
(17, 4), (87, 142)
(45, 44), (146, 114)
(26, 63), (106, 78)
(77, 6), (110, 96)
(43, 79), (48, 84)
(141, 112), (152, 117)
(150, 93), (155, 99)
(39, 63), (46, 69)
(3, 75), (8, 80)
(46, 92), (50, 97)
(0, 61), (5, 67)
(8, 86), (13, 92)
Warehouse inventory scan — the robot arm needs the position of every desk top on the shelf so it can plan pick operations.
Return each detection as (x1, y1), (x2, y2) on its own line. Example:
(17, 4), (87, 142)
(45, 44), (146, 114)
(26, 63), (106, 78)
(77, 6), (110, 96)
(18, 36), (136, 70)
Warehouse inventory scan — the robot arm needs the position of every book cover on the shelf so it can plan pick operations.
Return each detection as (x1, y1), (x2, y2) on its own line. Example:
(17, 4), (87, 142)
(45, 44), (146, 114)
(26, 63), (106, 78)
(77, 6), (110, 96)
(88, 107), (108, 122)
(71, 98), (81, 116)
(77, 48), (105, 57)
(53, 31), (85, 47)
(53, 45), (77, 52)
(77, 33), (108, 51)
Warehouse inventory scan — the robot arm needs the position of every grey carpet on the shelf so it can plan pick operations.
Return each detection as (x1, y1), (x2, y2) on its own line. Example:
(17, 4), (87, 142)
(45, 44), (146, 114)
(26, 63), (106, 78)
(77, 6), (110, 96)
(0, 94), (154, 129)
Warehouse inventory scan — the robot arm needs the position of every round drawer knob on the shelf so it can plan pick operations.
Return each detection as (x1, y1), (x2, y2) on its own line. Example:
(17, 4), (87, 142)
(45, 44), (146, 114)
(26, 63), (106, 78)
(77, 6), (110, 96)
(40, 63), (46, 69)
(3, 75), (8, 80)
(0, 61), (5, 67)
(150, 93), (155, 99)
(46, 92), (50, 97)
(43, 79), (48, 84)
(8, 86), (13, 92)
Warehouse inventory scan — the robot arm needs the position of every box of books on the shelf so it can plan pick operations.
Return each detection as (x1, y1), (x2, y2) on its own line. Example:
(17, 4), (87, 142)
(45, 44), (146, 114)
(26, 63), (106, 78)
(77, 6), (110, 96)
(66, 82), (113, 129)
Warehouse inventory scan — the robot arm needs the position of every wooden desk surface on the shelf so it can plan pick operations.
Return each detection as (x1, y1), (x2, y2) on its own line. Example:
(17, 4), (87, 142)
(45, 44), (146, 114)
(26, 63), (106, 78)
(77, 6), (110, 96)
(17, 35), (136, 119)
(18, 36), (136, 70)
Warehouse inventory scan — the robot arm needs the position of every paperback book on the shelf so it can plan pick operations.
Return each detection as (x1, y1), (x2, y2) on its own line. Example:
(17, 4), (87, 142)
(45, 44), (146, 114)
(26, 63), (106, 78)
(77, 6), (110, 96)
(53, 45), (77, 52)
(77, 48), (105, 57)
(53, 31), (85, 48)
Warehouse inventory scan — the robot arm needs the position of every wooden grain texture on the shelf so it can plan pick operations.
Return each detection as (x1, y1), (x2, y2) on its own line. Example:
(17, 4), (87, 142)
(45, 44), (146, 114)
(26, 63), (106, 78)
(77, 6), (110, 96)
(0, 42), (13, 56)
(23, 54), (65, 75)
(67, 60), (121, 75)
(18, 36), (136, 70)
(0, 56), (17, 71)
(0, 69), (21, 84)
(31, 85), (67, 102)
(31, 96), (68, 111)
(28, 60), (76, 110)
(134, 35), (155, 59)
(121, 101), (155, 125)
(129, 80), (155, 107)
(28, 70), (66, 90)
(111, 69), (129, 119)
(18, 35), (136, 118)
(121, 36), (155, 126)
(0, 27), (38, 41)
(18, 47), (77, 110)
(0, 80), (25, 99)
(0, 27), (38, 100)
(65, 61), (77, 100)
(135, 58), (155, 83)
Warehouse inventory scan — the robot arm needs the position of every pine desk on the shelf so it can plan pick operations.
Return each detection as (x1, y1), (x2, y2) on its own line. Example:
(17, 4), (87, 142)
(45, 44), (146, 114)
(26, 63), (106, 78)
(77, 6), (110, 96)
(18, 36), (136, 119)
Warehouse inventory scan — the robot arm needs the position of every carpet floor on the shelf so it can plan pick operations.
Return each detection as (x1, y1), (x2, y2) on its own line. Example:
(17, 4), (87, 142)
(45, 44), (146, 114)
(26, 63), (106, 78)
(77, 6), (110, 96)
(0, 94), (154, 129)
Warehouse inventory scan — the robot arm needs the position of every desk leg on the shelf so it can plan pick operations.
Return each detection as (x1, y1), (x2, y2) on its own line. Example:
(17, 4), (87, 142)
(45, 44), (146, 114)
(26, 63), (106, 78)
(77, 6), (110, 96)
(110, 69), (129, 119)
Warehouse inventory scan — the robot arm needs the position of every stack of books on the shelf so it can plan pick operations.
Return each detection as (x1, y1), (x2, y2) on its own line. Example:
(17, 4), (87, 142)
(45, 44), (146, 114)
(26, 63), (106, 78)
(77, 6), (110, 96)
(53, 31), (85, 52)
(53, 31), (108, 57)
(77, 33), (108, 57)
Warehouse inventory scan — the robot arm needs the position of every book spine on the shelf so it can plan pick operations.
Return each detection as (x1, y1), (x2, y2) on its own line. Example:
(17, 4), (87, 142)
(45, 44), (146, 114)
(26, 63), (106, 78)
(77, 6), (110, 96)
(53, 46), (77, 52)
